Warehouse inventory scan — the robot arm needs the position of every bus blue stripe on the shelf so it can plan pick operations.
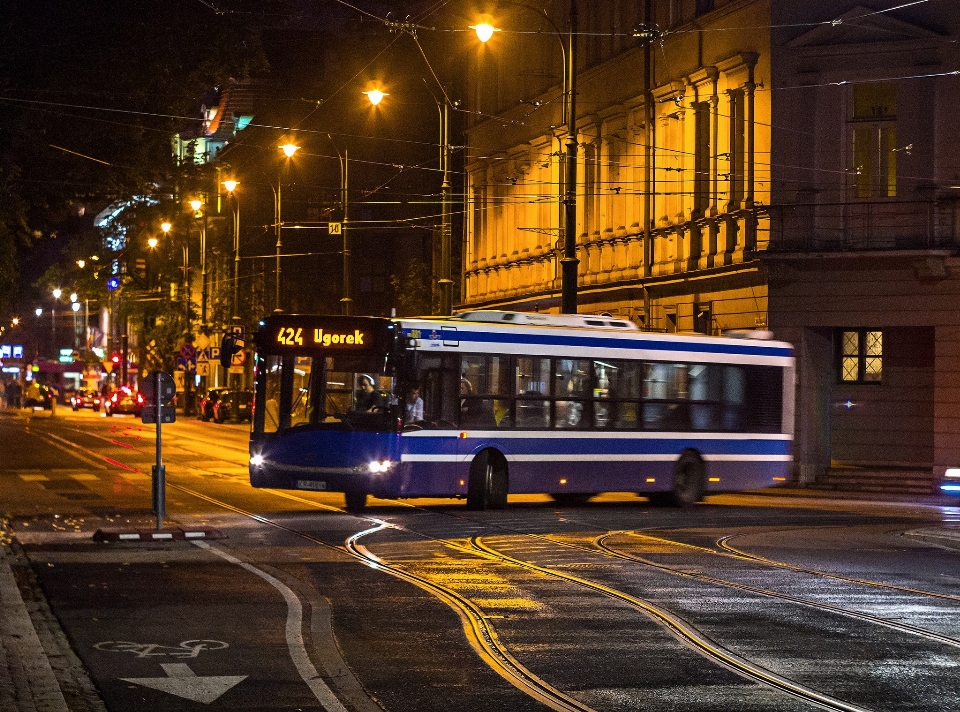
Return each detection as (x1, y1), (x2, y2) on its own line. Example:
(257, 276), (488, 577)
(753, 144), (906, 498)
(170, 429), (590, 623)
(405, 328), (793, 358)
(401, 436), (790, 457)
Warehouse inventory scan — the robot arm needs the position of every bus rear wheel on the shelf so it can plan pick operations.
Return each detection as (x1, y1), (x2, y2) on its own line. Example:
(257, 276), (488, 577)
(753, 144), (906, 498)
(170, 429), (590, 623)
(344, 490), (368, 512)
(670, 451), (706, 507)
(467, 450), (508, 510)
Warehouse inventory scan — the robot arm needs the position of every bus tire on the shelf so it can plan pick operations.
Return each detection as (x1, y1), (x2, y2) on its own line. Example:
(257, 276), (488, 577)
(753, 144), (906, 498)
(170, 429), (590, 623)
(467, 449), (508, 510)
(344, 490), (367, 512)
(670, 451), (706, 507)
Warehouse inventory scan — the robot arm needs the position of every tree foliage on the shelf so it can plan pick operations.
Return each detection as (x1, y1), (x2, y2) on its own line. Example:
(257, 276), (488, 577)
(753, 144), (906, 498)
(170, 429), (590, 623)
(0, 0), (273, 316)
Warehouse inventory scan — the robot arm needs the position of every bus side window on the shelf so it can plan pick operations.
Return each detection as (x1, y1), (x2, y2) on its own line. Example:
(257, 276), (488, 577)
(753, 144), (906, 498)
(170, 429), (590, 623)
(421, 354), (459, 426)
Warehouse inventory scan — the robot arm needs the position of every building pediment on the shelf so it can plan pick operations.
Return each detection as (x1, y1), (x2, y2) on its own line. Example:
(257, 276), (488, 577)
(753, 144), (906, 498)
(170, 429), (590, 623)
(787, 6), (943, 48)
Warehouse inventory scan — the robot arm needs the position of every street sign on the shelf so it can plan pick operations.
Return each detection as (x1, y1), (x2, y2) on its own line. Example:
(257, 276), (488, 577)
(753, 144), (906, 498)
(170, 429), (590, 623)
(141, 371), (175, 405)
(179, 342), (196, 361)
(196, 361), (209, 377)
(329, 222), (342, 235)
(231, 349), (246, 366)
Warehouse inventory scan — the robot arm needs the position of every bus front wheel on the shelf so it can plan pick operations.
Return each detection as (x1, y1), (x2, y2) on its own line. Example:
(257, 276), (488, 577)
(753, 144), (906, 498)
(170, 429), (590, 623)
(467, 450), (508, 510)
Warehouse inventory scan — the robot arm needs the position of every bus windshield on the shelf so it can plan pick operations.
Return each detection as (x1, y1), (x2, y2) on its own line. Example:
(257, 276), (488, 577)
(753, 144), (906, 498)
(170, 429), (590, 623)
(259, 353), (398, 434)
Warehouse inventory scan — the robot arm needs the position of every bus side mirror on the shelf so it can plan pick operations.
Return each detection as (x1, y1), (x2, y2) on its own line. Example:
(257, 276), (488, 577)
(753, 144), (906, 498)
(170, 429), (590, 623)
(220, 334), (244, 369)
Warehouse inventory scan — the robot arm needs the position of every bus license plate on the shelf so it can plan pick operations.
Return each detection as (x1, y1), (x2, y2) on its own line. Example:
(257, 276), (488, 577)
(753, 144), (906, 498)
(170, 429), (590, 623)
(297, 480), (327, 491)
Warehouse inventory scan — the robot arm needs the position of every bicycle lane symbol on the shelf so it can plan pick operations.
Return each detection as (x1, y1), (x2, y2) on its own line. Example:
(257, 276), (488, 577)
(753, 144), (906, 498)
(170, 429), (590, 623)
(93, 639), (229, 658)
(93, 639), (246, 704)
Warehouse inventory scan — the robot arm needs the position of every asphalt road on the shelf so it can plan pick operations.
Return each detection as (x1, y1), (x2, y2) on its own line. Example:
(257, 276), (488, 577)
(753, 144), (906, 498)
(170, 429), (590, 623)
(2, 407), (960, 712)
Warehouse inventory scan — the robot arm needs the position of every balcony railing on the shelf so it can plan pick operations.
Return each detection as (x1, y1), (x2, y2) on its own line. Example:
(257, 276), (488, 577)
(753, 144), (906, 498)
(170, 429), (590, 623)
(766, 197), (960, 253)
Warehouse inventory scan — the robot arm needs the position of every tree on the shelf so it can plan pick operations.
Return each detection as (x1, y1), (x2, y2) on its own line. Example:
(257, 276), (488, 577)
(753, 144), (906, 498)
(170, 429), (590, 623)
(390, 257), (438, 317)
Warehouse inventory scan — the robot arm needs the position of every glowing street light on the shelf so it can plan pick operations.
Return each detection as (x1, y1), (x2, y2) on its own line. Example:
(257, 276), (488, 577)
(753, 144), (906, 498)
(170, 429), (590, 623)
(474, 3), (580, 313)
(222, 179), (241, 322)
(274, 144), (300, 312)
(471, 23), (498, 43)
(161, 221), (190, 326)
(369, 86), (453, 315)
(363, 89), (387, 106)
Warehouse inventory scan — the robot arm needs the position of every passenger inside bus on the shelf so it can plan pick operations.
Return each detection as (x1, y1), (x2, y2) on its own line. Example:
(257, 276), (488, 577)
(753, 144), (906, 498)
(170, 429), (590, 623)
(404, 384), (423, 423)
(459, 378), (496, 428)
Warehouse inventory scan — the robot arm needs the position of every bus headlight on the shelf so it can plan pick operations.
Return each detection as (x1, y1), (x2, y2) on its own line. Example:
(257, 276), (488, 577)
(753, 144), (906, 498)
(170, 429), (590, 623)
(250, 453), (264, 467)
(368, 460), (393, 474)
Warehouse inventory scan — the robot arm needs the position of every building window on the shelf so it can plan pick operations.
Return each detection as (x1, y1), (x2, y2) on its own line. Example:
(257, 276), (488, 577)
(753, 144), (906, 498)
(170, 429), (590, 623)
(727, 89), (745, 208)
(839, 329), (883, 384)
(850, 83), (896, 199)
(695, 304), (712, 335)
(694, 101), (711, 217)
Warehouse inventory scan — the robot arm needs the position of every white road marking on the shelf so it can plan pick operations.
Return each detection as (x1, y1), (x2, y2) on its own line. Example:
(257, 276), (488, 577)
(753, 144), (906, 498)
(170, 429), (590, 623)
(192, 540), (349, 712)
(120, 662), (246, 704)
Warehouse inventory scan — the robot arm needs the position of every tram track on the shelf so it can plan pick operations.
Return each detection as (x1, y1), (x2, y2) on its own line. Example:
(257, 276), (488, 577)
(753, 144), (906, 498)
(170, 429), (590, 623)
(30, 418), (960, 711)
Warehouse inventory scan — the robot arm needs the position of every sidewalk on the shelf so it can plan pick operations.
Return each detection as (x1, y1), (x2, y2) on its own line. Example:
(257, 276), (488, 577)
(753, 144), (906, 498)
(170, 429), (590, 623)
(0, 527), (106, 712)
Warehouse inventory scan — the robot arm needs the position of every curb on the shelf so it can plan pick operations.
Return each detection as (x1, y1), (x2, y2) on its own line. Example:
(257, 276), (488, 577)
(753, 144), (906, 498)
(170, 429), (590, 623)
(92, 528), (225, 543)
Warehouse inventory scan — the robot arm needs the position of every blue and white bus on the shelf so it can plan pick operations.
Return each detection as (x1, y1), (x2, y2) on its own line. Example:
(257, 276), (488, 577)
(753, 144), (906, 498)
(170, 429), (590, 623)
(247, 311), (795, 510)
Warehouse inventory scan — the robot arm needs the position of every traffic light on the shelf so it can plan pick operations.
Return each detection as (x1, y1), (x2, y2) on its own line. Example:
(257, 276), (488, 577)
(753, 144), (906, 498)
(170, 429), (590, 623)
(111, 353), (121, 366)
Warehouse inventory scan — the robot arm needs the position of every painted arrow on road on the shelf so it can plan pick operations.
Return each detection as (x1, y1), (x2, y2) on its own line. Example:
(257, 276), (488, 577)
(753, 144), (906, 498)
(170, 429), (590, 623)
(121, 663), (246, 704)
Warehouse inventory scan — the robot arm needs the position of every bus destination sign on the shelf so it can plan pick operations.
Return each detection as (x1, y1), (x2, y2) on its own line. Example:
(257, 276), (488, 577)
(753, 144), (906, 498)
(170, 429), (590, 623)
(276, 327), (367, 348)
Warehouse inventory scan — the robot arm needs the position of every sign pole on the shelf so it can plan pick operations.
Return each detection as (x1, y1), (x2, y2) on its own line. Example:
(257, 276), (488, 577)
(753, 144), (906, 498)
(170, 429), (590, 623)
(152, 371), (166, 530)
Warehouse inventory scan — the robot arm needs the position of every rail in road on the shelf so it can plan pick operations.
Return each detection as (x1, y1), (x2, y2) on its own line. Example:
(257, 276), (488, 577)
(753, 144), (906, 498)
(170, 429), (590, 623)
(9, 413), (960, 711)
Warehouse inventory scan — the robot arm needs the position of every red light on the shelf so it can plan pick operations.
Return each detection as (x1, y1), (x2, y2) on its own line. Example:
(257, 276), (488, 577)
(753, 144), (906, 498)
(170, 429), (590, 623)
(136, 394), (144, 404)
(111, 354), (121, 364)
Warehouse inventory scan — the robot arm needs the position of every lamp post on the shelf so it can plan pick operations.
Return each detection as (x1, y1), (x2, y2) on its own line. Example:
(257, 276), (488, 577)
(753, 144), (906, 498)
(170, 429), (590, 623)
(325, 137), (352, 316)
(189, 199), (208, 327)
(51, 287), (62, 358)
(161, 221), (189, 327)
(222, 180), (241, 323)
(69, 293), (79, 349)
(475, 0), (579, 313)
(366, 88), (453, 315)
(274, 142), (300, 313)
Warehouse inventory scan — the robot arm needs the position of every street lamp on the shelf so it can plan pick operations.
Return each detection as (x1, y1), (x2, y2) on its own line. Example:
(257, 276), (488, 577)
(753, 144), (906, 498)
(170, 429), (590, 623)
(366, 88), (453, 315)
(274, 143), (300, 312)
(475, 1), (579, 313)
(51, 288), (63, 358)
(189, 198), (208, 327)
(325, 136), (352, 316)
(222, 180), (241, 323)
(161, 221), (189, 327)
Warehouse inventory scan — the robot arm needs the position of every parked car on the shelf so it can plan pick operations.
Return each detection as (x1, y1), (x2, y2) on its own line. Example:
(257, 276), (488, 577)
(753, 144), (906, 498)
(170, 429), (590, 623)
(70, 390), (102, 412)
(212, 390), (253, 423)
(104, 387), (144, 416)
(198, 388), (227, 422)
